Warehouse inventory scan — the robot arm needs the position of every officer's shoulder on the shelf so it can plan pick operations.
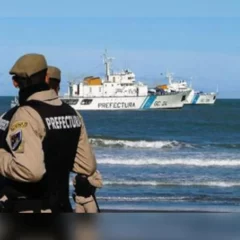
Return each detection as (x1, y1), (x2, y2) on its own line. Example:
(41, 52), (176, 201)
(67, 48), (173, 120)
(15, 105), (39, 116)
(11, 105), (44, 128)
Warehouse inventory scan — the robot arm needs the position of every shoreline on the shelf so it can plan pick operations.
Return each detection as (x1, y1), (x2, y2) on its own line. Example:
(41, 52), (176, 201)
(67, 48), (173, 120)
(100, 209), (231, 213)
(96, 206), (238, 213)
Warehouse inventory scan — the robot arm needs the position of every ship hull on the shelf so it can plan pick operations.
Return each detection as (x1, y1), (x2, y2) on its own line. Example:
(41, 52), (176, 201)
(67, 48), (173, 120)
(185, 92), (217, 105)
(60, 91), (189, 110)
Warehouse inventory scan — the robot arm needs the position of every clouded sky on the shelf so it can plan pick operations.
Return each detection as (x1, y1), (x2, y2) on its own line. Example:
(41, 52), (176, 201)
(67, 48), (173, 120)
(0, 0), (240, 98)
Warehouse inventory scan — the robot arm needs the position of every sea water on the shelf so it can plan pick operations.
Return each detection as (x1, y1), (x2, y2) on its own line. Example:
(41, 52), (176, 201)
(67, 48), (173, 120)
(1, 97), (240, 212)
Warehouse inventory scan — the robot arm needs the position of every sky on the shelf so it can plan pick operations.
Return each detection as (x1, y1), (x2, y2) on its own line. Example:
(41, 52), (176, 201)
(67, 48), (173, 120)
(0, 0), (240, 98)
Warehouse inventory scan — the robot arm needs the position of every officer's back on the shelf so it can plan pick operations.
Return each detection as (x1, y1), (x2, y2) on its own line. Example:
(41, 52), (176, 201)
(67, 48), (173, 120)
(47, 65), (103, 213)
(0, 53), (96, 213)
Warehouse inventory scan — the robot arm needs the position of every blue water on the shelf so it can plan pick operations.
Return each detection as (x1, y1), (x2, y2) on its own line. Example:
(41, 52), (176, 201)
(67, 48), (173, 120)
(1, 97), (240, 212)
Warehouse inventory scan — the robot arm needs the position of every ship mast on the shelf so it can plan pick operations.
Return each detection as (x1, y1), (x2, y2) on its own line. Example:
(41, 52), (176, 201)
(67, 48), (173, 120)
(166, 71), (173, 85)
(103, 49), (114, 81)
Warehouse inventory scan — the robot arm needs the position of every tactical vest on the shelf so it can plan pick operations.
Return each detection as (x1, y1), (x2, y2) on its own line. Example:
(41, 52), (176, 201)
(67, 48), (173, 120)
(0, 100), (81, 213)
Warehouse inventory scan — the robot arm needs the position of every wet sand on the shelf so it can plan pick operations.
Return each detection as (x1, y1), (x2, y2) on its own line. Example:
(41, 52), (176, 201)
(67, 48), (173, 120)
(100, 209), (231, 213)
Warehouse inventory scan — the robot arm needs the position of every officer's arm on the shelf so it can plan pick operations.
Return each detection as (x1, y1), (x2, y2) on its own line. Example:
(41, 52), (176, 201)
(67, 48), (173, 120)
(72, 111), (97, 176)
(0, 107), (46, 182)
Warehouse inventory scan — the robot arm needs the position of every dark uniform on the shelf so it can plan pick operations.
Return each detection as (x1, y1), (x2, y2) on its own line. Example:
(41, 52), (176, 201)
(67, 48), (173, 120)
(0, 54), (97, 213)
(47, 65), (103, 213)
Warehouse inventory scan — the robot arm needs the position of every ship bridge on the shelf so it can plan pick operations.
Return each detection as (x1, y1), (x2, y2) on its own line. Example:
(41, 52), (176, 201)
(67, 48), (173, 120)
(65, 50), (148, 98)
(108, 69), (136, 85)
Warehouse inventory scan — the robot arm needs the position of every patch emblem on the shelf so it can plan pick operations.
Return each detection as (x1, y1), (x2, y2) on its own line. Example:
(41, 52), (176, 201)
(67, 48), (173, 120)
(10, 121), (28, 132)
(10, 130), (22, 151)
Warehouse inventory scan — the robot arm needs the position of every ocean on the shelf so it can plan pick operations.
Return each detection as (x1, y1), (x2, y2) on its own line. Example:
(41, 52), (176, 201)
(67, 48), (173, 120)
(1, 97), (240, 212)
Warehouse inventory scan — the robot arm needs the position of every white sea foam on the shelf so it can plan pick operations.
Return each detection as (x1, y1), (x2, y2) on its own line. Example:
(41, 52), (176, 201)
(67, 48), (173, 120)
(96, 196), (240, 205)
(103, 180), (240, 188)
(97, 158), (240, 167)
(96, 196), (187, 202)
(69, 179), (240, 188)
(98, 157), (240, 167)
(90, 138), (194, 149)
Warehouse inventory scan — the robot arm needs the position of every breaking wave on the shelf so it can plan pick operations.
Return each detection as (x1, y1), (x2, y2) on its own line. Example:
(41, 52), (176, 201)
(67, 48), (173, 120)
(97, 158), (240, 167)
(89, 137), (240, 150)
(97, 196), (240, 203)
(97, 196), (188, 202)
(103, 180), (240, 188)
(89, 138), (194, 149)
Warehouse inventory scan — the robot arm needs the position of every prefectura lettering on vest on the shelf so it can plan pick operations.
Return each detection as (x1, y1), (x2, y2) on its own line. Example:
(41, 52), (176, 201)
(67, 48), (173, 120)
(45, 116), (81, 130)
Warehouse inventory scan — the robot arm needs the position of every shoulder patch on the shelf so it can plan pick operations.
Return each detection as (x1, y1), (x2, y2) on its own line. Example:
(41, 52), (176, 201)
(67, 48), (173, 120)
(10, 130), (22, 151)
(10, 121), (28, 132)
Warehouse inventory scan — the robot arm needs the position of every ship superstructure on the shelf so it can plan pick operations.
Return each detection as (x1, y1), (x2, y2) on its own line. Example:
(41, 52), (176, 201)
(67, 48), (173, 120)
(155, 72), (217, 105)
(61, 51), (189, 110)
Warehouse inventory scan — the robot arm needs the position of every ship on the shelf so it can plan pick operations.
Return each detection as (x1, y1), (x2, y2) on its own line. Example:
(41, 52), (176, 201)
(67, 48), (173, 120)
(155, 72), (218, 105)
(60, 51), (190, 110)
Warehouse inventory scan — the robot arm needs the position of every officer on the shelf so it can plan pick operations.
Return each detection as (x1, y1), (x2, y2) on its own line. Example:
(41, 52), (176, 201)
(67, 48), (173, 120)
(47, 66), (61, 94)
(0, 53), (97, 213)
(47, 65), (103, 213)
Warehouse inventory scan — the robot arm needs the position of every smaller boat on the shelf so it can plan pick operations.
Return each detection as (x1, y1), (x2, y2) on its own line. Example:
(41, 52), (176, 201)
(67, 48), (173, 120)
(188, 90), (217, 105)
(156, 72), (218, 105)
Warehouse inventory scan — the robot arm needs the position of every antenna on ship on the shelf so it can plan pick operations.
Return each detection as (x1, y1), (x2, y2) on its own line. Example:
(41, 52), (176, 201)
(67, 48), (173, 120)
(102, 49), (115, 81)
(66, 73), (76, 97)
(166, 70), (174, 85)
